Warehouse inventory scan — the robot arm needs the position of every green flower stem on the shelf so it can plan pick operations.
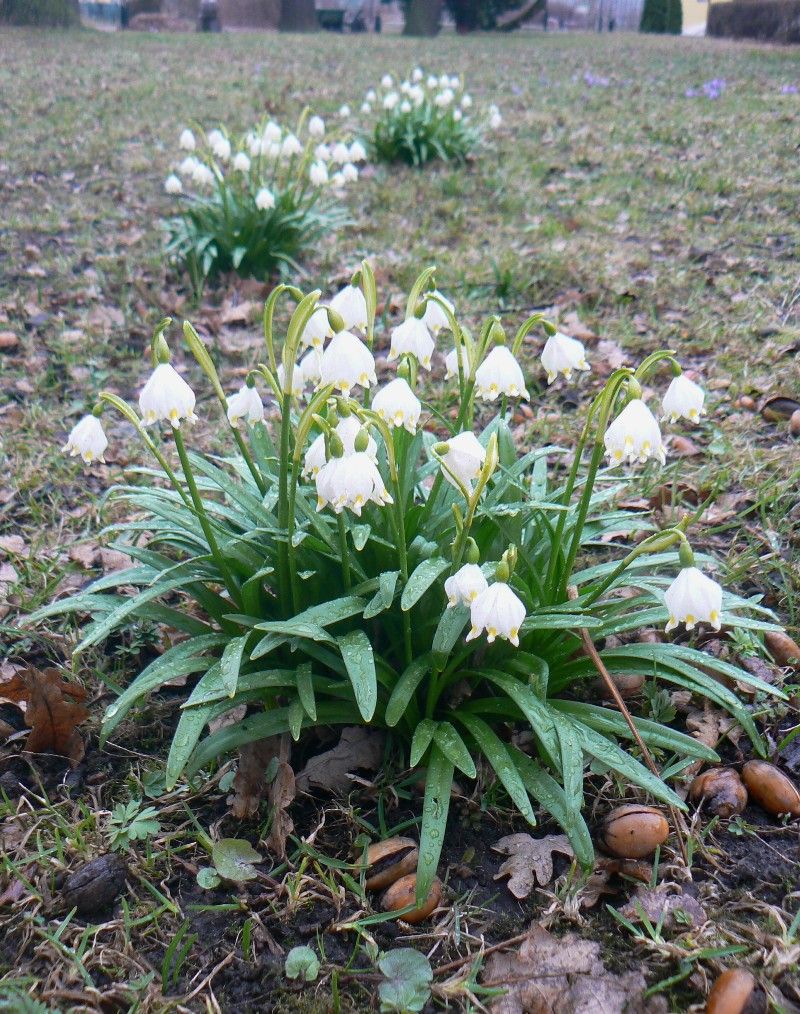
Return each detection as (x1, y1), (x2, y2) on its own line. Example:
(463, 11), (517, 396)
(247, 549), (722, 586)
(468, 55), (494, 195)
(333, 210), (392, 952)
(276, 390), (294, 615)
(173, 426), (240, 605)
(580, 527), (689, 609)
(337, 514), (352, 590)
(634, 349), (680, 383)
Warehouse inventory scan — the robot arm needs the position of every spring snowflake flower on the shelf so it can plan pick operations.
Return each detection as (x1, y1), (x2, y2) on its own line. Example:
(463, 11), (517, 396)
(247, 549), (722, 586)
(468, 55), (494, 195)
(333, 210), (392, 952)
(409, 85), (425, 106)
(300, 307), (333, 351)
(475, 346), (529, 401)
(444, 344), (469, 380)
(389, 317), (435, 370)
(178, 155), (197, 175)
(438, 74), (450, 88)
(233, 151), (251, 173)
(453, 109), (463, 122)
(179, 128), (196, 151)
(316, 452), (393, 516)
(164, 174), (182, 195)
(191, 162), (215, 188)
(461, 94), (473, 109)
(332, 172), (345, 188)
(541, 331), (590, 384)
(255, 187), (276, 211)
(412, 67), (424, 83)
(664, 566), (722, 633)
(342, 162), (359, 183)
(314, 143), (331, 162)
(139, 363), (197, 427)
(421, 291), (454, 335)
(309, 161), (329, 187)
(339, 104), (351, 118)
(466, 582), (526, 646)
(331, 142), (350, 165)
(226, 384), (264, 427)
(361, 102), (372, 114)
(381, 74), (393, 88)
(263, 121), (282, 143)
(319, 330), (376, 396)
(427, 75), (438, 89)
(383, 92), (400, 111)
(281, 134), (302, 158)
(400, 80), (411, 94)
(63, 415), (108, 464)
(489, 105), (502, 129)
(208, 130), (231, 162)
(444, 563), (488, 608)
(304, 415), (378, 480)
(400, 100), (412, 113)
(366, 89), (377, 103)
(372, 378), (422, 433)
(261, 139), (281, 160)
(604, 399), (666, 466)
(448, 75), (460, 88)
(662, 375), (706, 424)
(299, 349), (323, 387)
(308, 115), (325, 138)
(349, 140), (367, 163)
(246, 131), (261, 157)
(330, 284), (368, 331)
(277, 362), (306, 398)
(434, 89), (454, 108)
(438, 431), (486, 490)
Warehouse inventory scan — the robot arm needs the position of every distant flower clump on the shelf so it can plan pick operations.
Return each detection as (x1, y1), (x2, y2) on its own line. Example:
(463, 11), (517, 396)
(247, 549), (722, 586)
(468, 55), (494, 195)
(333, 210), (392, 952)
(685, 79), (726, 100)
(583, 71), (610, 88)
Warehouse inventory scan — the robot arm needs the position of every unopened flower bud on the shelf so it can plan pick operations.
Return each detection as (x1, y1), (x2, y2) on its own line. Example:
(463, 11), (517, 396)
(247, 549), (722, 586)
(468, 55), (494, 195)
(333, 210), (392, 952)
(327, 307), (346, 334)
(329, 432), (345, 458)
(354, 427), (371, 453)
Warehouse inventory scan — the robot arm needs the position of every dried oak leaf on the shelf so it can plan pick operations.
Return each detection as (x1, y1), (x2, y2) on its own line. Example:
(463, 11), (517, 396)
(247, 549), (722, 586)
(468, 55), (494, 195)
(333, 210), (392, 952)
(685, 700), (740, 751)
(0, 667), (89, 765)
(266, 760), (296, 859)
(619, 884), (706, 930)
(228, 736), (284, 819)
(493, 833), (575, 899)
(483, 925), (666, 1014)
(295, 726), (383, 794)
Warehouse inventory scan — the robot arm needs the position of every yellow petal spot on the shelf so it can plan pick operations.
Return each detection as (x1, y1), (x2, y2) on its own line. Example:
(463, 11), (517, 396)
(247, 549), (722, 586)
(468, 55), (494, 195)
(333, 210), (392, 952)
(709, 610), (719, 624)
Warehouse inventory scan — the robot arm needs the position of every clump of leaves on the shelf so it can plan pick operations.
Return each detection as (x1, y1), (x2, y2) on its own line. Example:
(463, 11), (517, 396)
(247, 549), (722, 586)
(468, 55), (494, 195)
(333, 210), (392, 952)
(108, 801), (160, 851)
(31, 263), (784, 908)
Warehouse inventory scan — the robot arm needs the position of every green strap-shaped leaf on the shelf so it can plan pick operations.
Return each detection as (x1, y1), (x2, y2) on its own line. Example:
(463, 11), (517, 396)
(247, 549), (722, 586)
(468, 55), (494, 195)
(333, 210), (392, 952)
(288, 699), (304, 742)
(296, 663), (316, 721)
(410, 719), (437, 767)
(182, 666), (293, 709)
(220, 636), (248, 698)
(551, 714), (584, 816)
(432, 604), (469, 657)
(416, 744), (454, 906)
(364, 570), (399, 620)
(385, 655), (430, 728)
(434, 722), (476, 779)
(166, 702), (215, 789)
(456, 713), (536, 826)
(337, 630), (377, 722)
(401, 558), (449, 611)
(253, 620), (336, 646)
(510, 746), (594, 870)
(481, 671), (560, 769)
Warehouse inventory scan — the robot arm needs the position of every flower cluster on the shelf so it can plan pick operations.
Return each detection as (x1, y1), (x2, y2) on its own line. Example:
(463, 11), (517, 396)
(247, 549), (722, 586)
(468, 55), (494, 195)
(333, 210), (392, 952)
(352, 68), (501, 166)
(163, 115), (367, 290)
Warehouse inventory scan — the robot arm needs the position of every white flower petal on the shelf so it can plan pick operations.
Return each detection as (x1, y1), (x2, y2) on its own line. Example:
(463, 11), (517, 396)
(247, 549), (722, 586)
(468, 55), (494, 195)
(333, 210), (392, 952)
(465, 582), (525, 646)
(139, 363), (197, 427)
(319, 330), (376, 396)
(444, 563), (488, 608)
(604, 399), (666, 467)
(540, 332), (590, 384)
(664, 567), (722, 633)
(662, 375), (706, 424)
(372, 378), (422, 433)
(388, 318), (434, 370)
(63, 415), (108, 464)
(474, 346), (529, 401)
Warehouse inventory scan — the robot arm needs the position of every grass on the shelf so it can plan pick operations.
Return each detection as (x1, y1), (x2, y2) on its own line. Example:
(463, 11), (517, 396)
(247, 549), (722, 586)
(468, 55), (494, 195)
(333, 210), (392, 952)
(1, 24), (799, 1012)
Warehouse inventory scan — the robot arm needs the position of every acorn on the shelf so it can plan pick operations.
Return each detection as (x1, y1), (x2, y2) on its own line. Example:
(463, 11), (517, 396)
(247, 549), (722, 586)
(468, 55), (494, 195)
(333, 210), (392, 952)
(706, 968), (763, 1014)
(364, 837), (419, 891)
(596, 673), (646, 700)
(741, 760), (800, 818)
(600, 804), (669, 859)
(381, 873), (442, 924)
(689, 768), (748, 819)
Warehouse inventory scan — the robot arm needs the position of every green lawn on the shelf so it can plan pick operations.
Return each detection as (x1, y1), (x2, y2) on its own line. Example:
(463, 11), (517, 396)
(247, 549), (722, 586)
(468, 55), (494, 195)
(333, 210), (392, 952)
(1, 25), (799, 1012)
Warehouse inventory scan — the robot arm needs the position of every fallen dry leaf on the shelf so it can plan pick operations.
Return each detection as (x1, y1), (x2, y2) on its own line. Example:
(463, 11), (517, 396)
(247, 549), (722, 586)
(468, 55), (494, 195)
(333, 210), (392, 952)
(228, 736), (284, 819)
(295, 726), (383, 794)
(266, 760), (295, 858)
(483, 925), (666, 1014)
(69, 543), (99, 568)
(0, 331), (19, 349)
(669, 435), (701, 457)
(0, 667), (89, 766)
(560, 310), (597, 342)
(493, 833), (575, 899)
(220, 299), (256, 325)
(620, 884), (706, 930)
(686, 700), (739, 750)
(0, 535), (27, 557)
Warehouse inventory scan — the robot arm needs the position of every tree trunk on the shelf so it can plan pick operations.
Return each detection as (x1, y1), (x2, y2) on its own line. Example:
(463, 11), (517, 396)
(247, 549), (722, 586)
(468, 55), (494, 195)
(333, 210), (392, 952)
(279, 0), (317, 31)
(403, 0), (442, 35)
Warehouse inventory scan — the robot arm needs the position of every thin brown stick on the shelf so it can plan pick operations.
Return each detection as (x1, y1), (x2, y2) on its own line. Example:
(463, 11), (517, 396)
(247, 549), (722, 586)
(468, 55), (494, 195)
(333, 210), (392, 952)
(568, 587), (690, 866)
(433, 930), (531, 978)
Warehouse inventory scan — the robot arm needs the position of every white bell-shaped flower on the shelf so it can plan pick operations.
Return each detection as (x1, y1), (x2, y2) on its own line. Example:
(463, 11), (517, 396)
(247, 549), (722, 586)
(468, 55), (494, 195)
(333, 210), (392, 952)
(246, 131), (261, 157)
(466, 582), (526, 646)
(604, 399), (666, 466)
(388, 317), (434, 370)
(427, 74), (438, 88)
(233, 151), (251, 173)
(331, 172), (345, 188)
(330, 285), (368, 331)
(664, 566), (723, 633)
(281, 133), (302, 158)
(400, 100), (412, 114)
(438, 73), (450, 87)
(315, 142), (331, 162)
(179, 128), (196, 151)
(541, 331), (590, 384)
(383, 92), (399, 111)
(331, 142), (350, 165)
(339, 104), (351, 118)
(139, 363), (197, 427)
(336, 415), (378, 458)
(349, 140), (367, 163)
(308, 115), (325, 138)
(299, 349), (323, 387)
(444, 344), (469, 380)
(300, 307), (333, 351)
(319, 330), (376, 396)
(191, 162), (215, 187)
(422, 291), (454, 335)
(489, 105), (502, 129)
(381, 73), (393, 88)
(263, 121), (282, 143)
(342, 162), (359, 183)
(444, 563), (488, 608)
(409, 85), (425, 106)
(255, 187), (275, 211)
(309, 161), (329, 187)
(277, 362), (305, 398)
(475, 346), (529, 401)
(361, 101), (372, 114)
(461, 94), (473, 109)
(400, 80), (411, 94)
(453, 109), (463, 122)
(438, 431), (486, 490)
(662, 375), (706, 424)
(164, 174), (182, 195)
(226, 384), (264, 427)
(315, 452), (393, 516)
(366, 88), (377, 103)
(372, 378), (422, 433)
(179, 155), (198, 175)
(261, 139), (281, 160)
(63, 415), (108, 465)
(412, 67), (424, 83)
(303, 433), (328, 479)
(434, 89), (454, 108)
(208, 130), (231, 162)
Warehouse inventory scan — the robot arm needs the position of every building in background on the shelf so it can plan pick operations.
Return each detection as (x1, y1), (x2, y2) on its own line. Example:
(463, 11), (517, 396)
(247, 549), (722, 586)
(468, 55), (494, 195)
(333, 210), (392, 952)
(681, 0), (708, 34)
